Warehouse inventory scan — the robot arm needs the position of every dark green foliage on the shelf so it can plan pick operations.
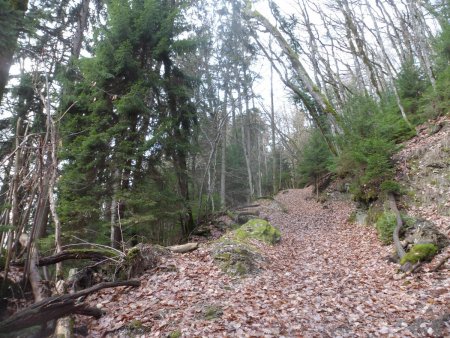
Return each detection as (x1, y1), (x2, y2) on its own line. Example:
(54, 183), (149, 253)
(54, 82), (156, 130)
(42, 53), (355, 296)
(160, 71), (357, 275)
(421, 21), (450, 118)
(297, 128), (332, 187)
(333, 94), (413, 203)
(375, 211), (415, 245)
(380, 180), (403, 195)
(396, 59), (429, 122)
(58, 0), (198, 245)
(400, 243), (438, 265)
(375, 211), (397, 245)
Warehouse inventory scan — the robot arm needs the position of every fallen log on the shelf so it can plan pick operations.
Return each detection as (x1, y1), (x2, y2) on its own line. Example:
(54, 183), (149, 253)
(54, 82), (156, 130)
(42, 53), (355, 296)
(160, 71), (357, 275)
(235, 204), (260, 210)
(0, 280), (140, 333)
(167, 242), (198, 253)
(12, 248), (118, 267)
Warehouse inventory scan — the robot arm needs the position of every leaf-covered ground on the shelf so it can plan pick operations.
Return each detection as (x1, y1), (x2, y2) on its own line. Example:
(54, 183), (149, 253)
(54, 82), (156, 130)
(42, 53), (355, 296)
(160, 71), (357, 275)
(78, 188), (449, 337)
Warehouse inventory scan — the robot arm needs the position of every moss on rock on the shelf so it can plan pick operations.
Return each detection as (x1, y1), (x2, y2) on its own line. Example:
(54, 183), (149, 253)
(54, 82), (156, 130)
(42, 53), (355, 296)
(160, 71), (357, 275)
(212, 239), (263, 276)
(400, 243), (438, 265)
(211, 219), (280, 276)
(235, 219), (281, 244)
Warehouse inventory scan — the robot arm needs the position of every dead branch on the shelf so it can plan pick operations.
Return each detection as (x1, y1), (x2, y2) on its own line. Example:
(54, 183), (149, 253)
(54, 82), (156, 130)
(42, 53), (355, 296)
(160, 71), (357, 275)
(12, 249), (118, 267)
(0, 280), (140, 333)
(431, 254), (450, 272)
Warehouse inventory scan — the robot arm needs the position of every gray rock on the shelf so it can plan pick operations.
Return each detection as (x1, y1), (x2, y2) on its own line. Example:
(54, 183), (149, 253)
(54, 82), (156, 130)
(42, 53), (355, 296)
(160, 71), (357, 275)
(404, 219), (449, 250)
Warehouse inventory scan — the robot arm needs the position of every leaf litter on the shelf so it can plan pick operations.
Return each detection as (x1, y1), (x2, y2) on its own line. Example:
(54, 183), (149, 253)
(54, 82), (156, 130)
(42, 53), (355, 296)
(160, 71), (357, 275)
(76, 187), (449, 337)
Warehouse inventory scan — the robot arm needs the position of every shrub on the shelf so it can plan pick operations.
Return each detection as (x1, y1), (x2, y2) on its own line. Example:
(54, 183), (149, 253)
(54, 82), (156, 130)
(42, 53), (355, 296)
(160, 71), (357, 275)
(333, 94), (408, 203)
(380, 180), (403, 195)
(297, 128), (333, 188)
(375, 211), (397, 245)
(400, 243), (438, 265)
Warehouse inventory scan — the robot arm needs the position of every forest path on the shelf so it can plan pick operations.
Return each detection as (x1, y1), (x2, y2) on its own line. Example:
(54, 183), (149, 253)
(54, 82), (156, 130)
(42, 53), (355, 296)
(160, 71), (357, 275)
(85, 188), (449, 337)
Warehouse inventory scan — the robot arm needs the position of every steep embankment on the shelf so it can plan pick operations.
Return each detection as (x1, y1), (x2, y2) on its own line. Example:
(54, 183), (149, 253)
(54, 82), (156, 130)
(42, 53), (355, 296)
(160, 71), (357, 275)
(80, 188), (449, 337)
(395, 115), (450, 240)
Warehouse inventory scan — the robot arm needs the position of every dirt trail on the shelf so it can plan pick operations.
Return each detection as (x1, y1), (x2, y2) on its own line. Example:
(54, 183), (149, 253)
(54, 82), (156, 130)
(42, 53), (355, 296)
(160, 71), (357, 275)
(84, 188), (449, 337)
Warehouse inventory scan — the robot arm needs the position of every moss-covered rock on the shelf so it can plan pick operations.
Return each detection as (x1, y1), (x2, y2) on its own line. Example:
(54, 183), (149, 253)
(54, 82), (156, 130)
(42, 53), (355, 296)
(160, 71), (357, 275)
(211, 219), (280, 276)
(125, 243), (171, 278)
(235, 219), (281, 244)
(403, 219), (449, 252)
(400, 243), (438, 265)
(212, 239), (263, 276)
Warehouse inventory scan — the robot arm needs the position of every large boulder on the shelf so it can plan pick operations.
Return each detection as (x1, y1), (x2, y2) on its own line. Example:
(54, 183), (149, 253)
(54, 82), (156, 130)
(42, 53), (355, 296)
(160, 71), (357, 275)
(235, 218), (281, 244)
(211, 239), (264, 276)
(404, 219), (449, 251)
(210, 218), (281, 277)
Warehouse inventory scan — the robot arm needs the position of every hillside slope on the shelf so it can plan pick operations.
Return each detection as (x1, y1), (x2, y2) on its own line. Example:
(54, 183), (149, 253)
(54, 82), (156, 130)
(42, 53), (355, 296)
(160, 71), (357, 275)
(78, 187), (449, 337)
(395, 115), (450, 241)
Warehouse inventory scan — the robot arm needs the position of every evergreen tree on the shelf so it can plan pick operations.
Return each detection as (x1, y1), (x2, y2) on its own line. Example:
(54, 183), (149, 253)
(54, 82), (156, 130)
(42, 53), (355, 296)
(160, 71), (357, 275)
(59, 0), (198, 246)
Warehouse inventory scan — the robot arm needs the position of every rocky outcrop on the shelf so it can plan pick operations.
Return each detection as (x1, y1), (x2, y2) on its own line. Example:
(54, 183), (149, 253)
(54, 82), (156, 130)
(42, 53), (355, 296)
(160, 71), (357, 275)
(403, 219), (449, 251)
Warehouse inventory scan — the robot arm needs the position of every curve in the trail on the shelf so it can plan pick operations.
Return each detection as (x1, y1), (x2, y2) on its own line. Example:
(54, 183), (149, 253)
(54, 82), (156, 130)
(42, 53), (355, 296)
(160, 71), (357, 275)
(84, 188), (449, 337)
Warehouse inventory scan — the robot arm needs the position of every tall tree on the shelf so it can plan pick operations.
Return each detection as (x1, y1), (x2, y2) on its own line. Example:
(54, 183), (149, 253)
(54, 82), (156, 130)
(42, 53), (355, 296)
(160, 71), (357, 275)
(0, 0), (28, 105)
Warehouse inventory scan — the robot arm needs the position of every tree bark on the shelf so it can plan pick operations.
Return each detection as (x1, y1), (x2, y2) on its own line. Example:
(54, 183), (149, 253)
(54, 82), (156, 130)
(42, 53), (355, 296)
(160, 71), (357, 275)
(12, 249), (117, 267)
(71, 0), (90, 59)
(220, 92), (227, 209)
(110, 169), (122, 250)
(270, 63), (277, 195)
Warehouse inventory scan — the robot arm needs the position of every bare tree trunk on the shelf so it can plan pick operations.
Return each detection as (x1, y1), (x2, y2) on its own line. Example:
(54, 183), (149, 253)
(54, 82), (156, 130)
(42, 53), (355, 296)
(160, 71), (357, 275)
(110, 169), (122, 250)
(256, 130), (262, 198)
(237, 81), (254, 201)
(48, 121), (63, 278)
(339, 0), (382, 98)
(365, 0), (413, 129)
(270, 64), (277, 195)
(72, 0), (90, 59)
(220, 89), (228, 209)
(28, 243), (47, 302)
(405, 0), (436, 89)
(3, 118), (24, 285)
(244, 5), (339, 155)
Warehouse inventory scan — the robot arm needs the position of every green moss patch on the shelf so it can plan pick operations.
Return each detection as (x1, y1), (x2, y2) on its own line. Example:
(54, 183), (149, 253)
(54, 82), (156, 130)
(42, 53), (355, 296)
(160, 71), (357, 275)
(168, 330), (181, 338)
(400, 243), (438, 265)
(202, 304), (223, 320)
(235, 219), (281, 245)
